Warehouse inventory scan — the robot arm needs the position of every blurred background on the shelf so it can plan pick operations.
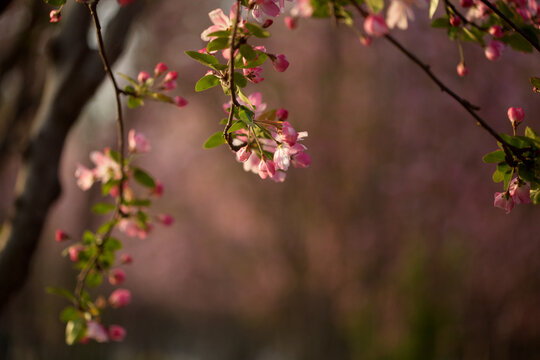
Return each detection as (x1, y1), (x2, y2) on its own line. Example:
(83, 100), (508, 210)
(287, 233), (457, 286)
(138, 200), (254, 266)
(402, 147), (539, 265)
(1, 0), (540, 359)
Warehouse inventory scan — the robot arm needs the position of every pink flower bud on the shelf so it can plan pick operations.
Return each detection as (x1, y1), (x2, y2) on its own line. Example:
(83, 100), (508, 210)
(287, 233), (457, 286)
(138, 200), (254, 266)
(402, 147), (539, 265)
(280, 121), (298, 146)
(174, 96), (188, 108)
(258, 159), (276, 179)
(109, 289), (131, 308)
(262, 19), (273, 28)
(507, 107), (525, 125)
(162, 80), (177, 91)
(489, 25), (504, 38)
(272, 54), (290, 72)
(363, 14), (389, 38)
(75, 164), (95, 191)
(137, 71), (150, 84)
(108, 325), (126, 342)
(153, 181), (164, 197)
(128, 129), (151, 153)
(456, 62), (468, 77)
(460, 0), (473, 7)
(276, 108), (289, 121)
(510, 178), (531, 204)
(284, 16), (297, 30)
(163, 71), (178, 83)
(109, 269), (126, 285)
(158, 214), (174, 226)
(154, 62), (168, 77)
(68, 245), (84, 262)
(291, 152), (312, 168)
(85, 321), (109, 343)
(55, 229), (69, 242)
(485, 40), (504, 61)
(120, 253), (133, 264)
(236, 146), (252, 162)
(360, 35), (372, 46)
(49, 10), (61, 23)
(449, 15), (461, 26)
(494, 192), (514, 214)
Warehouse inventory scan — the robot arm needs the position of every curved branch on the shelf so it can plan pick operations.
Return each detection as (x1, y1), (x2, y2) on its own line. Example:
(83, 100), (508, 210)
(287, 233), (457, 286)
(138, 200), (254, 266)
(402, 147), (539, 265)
(0, 1), (144, 313)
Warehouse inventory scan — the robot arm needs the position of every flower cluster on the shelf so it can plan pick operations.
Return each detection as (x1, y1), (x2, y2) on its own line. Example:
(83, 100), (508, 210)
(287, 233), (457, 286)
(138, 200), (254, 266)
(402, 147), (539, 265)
(494, 178), (531, 213)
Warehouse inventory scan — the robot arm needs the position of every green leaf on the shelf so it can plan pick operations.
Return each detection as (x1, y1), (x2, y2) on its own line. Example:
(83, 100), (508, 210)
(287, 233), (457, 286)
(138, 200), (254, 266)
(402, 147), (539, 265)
(127, 96), (143, 109)
(46, 287), (76, 302)
(462, 27), (484, 45)
(92, 202), (116, 215)
(185, 51), (219, 66)
(207, 30), (231, 38)
(530, 189), (540, 204)
(492, 170), (504, 183)
(195, 74), (220, 92)
(530, 77), (540, 92)
(133, 168), (156, 188)
(60, 307), (80, 323)
(210, 64), (228, 71)
(365, 0), (384, 14)
(505, 33), (533, 53)
(239, 44), (257, 60)
(65, 319), (86, 346)
(83, 231), (95, 245)
(203, 131), (226, 149)
(150, 93), (173, 103)
(233, 72), (247, 88)
(98, 251), (115, 269)
(207, 37), (230, 52)
(104, 237), (123, 252)
(429, 0), (439, 18)
(431, 18), (449, 29)
(237, 52), (268, 69)
(482, 150), (505, 163)
(86, 272), (102, 288)
(44, 0), (66, 6)
(127, 199), (152, 207)
(118, 73), (139, 86)
(228, 121), (245, 133)
(244, 22), (271, 38)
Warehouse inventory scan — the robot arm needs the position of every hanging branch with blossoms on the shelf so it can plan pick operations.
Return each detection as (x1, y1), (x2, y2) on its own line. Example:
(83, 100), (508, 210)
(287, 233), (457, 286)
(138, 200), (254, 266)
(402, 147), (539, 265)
(44, 0), (186, 345)
(187, 0), (312, 182)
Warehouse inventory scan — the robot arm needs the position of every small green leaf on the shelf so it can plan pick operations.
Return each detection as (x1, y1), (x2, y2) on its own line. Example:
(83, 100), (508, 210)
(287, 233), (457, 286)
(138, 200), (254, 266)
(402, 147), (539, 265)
(239, 44), (257, 60)
(98, 251), (115, 269)
(207, 30), (231, 38)
(462, 27), (484, 45)
(46, 287), (76, 302)
(233, 72), (247, 88)
(66, 319), (86, 346)
(195, 74), (220, 92)
(86, 272), (102, 288)
(431, 17), (450, 28)
(151, 93), (173, 103)
(238, 52), (268, 69)
(207, 37), (230, 52)
(429, 0), (439, 18)
(127, 199), (152, 207)
(530, 77), (540, 92)
(118, 73), (139, 86)
(238, 107), (255, 126)
(504, 33), (533, 53)
(244, 22), (271, 38)
(83, 231), (95, 245)
(44, 0), (66, 6)
(60, 307), (80, 323)
(104, 237), (123, 252)
(133, 168), (156, 188)
(365, 0), (384, 14)
(228, 121), (245, 133)
(530, 189), (540, 204)
(492, 170), (504, 183)
(97, 221), (114, 235)
(482, 150), (505, 163)
(203, 131), (226, 149)
(185, 51), (219, 66)
(127, 96), (143, 109)
(92, 203), (116, 215)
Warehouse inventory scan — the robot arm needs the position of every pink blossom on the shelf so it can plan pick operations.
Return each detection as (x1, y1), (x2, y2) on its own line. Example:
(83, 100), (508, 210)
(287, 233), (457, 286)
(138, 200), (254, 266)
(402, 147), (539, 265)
(90, 150), (121, 183)
(109, 289), (131, 308)
(386, 0), (426, 30)
(137, 71), (150, 84)
(509, 178), (531, 204)
(174, 96), (188, 108)
(201, 6), (236, 41)
(55, 229), (69, 242)
(284, 16), (297, 29)
(290, 0), (313, 17)
(108, 325), (126, 342)
(68, 245), (84, 262)
(364, 14), (389, 37)
(291, 152), (312, 168)
(154, 62), (168, 77)
(109, 269), (126, 285)
(489, 25), (504, 38)
(272, 54), (289, 72)
(280, 121), (298, 145)
(450, 15), (461, 26)
(117, 0), (135, 6)
(273, 145), (291, 171)
(252, 0), (282, 22)
(163, 71), (178, 83)
(85, 321), (109, 343)
(128, 129), (151, 153)
(507, 107), (525, 125)
(120, 253), (133, 264)
(243, 66), (264, 83)
(494, 192), (514, 214)
(276, 108), (289, 120)
(158, 214), (174, 226)
(153, 181), (164, 197)
(258, 159), (276, 179)
(75, 164), (95, 191)
(456, 62), (468, 77)
(49, 10), (61, 23)
(485, 40), (504, 60)
(237, 146), (252, 162)
(271, 170), (287, 183)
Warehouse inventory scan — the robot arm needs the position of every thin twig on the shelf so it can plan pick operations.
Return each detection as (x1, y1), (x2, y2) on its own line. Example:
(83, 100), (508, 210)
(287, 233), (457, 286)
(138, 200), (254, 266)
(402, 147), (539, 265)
(444, 0), (486, 31)
(349, 1), (524, 159)
(479, 0), (540, 53)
